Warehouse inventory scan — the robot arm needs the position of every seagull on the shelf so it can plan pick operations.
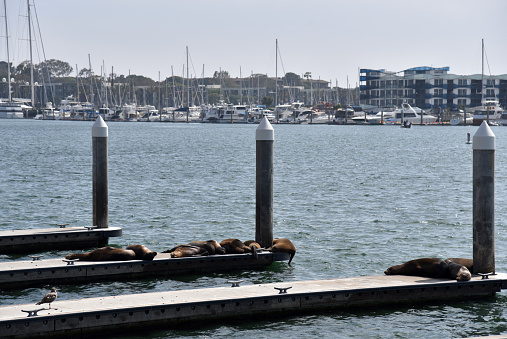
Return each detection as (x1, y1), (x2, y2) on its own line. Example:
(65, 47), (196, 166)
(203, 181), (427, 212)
(36, 287), (57, 309)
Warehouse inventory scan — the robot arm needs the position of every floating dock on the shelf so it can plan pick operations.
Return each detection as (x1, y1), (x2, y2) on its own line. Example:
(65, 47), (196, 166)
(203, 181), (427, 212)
(0, 227), (122, 254)
(0, 251), (289, 290)
(1, 273), (506, 338)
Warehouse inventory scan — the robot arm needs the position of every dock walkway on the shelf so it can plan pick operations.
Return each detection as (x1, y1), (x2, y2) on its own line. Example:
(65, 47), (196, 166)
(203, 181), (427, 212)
(1, 273), (506, 338)
(0, 251), (289, 289)
(0, 227), (122, 254)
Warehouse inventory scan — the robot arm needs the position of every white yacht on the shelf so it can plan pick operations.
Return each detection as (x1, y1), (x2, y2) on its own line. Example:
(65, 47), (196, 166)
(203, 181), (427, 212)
(216, 104), (246, 123)
(148, 110), (161, 122)
(450, 111), (473, 126)
(247, 106), (275, 123)
(275, 101), (306, 123)
(472, 100), (504, 126)
(57, 97), (95, 120)
(389, 103), (438, 125)
(0, 100), (24, 119)
(33, 103), (56, 120)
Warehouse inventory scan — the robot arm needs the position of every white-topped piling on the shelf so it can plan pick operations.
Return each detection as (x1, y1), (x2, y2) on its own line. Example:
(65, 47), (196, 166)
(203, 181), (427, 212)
(92, 116), (109, 229)
(256, 117), (274, 248)
(472, 121), (495, 274)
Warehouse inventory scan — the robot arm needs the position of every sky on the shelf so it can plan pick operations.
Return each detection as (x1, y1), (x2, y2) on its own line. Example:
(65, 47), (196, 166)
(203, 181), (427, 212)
(3, 0), (507, 87)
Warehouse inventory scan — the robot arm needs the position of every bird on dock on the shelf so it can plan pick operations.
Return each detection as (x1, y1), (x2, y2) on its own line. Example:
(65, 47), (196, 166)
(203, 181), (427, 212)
(36, 287), (57, 309)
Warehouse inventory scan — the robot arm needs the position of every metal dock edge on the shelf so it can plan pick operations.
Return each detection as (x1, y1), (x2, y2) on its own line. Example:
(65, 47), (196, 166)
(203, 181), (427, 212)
(0, 227), (123, 254)
(0, 251), (290, 289)
(0, 274), (505, 338)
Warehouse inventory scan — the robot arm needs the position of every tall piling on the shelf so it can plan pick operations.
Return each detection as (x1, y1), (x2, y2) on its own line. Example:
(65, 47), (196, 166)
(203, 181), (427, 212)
(256, 117), (274, 248)
(92, 116), (109, 229)
(473, 121), (495, 274)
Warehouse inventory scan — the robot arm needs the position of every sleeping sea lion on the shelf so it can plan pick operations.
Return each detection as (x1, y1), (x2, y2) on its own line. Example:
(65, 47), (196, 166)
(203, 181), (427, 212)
(384, 257), (471, 281)
(444, 259), (472, 281)
(65, 246), (136, 261)
(163, 244), (209, 258)
(244, 240), (261, 250)
(384, 258), (448, 278)
(220, 239), (252, 254)
(266, 238), (296, 265)
(188, 240), (225, 255)
(125, 244), (157, 261)
(445, 258), (473, 272)
(244, 240), (261, 260)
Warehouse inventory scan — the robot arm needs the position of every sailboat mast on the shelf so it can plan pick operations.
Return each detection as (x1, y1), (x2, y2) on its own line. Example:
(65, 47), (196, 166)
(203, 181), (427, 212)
(88, 55), (93, 106)
(76, 64), (79, 101)
(482, 39), (488, 124)
(3, 0), (11, 101)
(27, 0), (34, 107)
(275, 39), (278, 115)
(186, 46), (189, 108)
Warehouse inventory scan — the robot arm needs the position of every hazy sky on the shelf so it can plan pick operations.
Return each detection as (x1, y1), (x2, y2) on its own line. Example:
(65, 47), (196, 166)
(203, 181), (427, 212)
(3, 0), (507, 87)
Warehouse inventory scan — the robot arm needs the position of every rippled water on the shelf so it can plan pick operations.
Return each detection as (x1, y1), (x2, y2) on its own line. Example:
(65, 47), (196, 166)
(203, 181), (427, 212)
(1, 120), (507, 338)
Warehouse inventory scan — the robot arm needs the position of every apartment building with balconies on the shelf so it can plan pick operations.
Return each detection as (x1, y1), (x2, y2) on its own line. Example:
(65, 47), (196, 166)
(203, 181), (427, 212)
(359, 67), (507, 111)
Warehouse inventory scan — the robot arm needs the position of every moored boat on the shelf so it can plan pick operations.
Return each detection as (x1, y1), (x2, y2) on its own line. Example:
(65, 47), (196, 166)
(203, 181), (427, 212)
(450, 111), (473, 126)
(389, 103), (438, 125)
(472, 99), (504, 126)
(0, 100), (24, 119)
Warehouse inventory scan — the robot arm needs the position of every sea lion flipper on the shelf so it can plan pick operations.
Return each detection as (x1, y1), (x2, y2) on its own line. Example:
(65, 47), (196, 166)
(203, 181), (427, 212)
(250, 244), (258, 260)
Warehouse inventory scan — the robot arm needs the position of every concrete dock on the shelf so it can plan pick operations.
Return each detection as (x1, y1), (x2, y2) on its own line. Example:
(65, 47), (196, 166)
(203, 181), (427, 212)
(0, 227), (122, 254)
(0, 251), (290, 290)
(1, 273), (505, 338)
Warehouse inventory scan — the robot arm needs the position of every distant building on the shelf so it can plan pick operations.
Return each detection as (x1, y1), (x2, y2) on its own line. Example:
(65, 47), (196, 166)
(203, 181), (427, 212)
(359, 66), (507, 110)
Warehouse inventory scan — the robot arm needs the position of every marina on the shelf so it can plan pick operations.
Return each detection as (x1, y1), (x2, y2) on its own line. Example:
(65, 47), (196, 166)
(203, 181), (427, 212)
(1, 0), (507, 337)
(2, 120), (507, 338)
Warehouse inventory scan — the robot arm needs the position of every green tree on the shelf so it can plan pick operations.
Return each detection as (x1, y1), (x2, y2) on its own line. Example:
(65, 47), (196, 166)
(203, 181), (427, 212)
(261, 96), (273, 107)
(38, 59), (73, 77)
(283, 72), (301, 86)
(127, 74), (156, 86)
(213, 70), (230, 79)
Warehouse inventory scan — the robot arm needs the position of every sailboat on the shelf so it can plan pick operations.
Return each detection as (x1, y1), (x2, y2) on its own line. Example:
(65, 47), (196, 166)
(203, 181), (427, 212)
(472, 39), (504, 126)
(0, 0), (24, 119)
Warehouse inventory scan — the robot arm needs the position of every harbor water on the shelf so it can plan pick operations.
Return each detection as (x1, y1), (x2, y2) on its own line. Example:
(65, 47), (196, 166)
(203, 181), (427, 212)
(1, 119), (507, 338)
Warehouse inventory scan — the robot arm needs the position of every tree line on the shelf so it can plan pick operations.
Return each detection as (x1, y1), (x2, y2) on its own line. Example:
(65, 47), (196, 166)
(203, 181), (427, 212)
(0, 59), (358, 108)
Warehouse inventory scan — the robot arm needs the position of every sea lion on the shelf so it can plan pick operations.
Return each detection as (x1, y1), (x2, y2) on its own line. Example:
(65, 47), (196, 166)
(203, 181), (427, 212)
(188, 240), (225, 255)
(384, 258), (448, 278)
(163, 244), (209, 258)
(266, 238), (296, 265)
(444, 259), (472, 281)
(244, 240), (261, 260)
(384, 257), (472, 281)
(244, 240), (261, 250)
(125, 244), (157, 261)
(65, 246), (136, 261)
(220, 239), (252, 254)
(445, 258), (473, 272)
